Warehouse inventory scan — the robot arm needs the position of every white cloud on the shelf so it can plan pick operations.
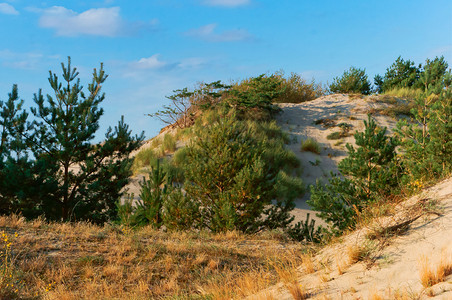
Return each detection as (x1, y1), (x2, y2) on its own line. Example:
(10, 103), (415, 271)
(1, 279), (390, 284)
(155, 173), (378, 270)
(134, 55), (168, 69)
(186, 23), (252, 42)
(202, 0), (250, 7)
(0, 3), (19, 15)
(37, 6), (151, 37)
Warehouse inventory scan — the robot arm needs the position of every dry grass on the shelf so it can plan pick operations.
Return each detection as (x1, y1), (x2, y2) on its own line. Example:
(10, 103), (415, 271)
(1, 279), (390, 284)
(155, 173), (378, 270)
(346, 240), (377, 265)
(419, 252), (452, 288)
(0, 215), (308, 299)
(301, 254), (316, 274)
(383, 87), (423, 100)
(272, 259), (308, 300)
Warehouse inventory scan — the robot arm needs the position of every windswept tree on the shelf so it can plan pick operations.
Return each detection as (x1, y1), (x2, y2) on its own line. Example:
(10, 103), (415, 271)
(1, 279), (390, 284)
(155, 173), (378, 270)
(148, 81), (229, 129)
(24, 57), (144, 223)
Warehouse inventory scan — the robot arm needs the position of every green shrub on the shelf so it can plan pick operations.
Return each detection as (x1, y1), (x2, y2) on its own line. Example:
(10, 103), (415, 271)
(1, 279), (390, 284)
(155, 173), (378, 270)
(329, 66), (371, 95)
(226, 74), (284, 120)
(301, 138), (321, 154)
(326, 132), (341, 140)
(162, 133), (177, 153)
(172, 147), (189, 166)
(132, 148), (158, 174)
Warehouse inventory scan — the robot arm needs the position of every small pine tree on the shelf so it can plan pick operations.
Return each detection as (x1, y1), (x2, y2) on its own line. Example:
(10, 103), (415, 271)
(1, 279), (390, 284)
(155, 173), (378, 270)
(395, 87), (452, 182)
(338, 115), (401, 199)
(24, 57), (144, 223)
(182, 112), (301, 233)
(308, 115), (401, 233)
(132, 160), (168, 227)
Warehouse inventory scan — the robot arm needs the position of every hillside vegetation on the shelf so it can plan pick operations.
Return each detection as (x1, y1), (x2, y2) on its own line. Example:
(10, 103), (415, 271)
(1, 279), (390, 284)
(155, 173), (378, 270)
(0, 55), (451, 299)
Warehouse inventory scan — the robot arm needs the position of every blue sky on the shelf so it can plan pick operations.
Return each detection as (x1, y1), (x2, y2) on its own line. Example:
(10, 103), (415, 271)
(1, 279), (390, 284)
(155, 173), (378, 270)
(1, 0), (451, 140)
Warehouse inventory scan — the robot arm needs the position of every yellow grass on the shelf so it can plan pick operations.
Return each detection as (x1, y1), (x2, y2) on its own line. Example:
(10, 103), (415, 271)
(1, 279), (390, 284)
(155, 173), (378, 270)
(418, 252), (452, 288)
(0, 215), (308, 299)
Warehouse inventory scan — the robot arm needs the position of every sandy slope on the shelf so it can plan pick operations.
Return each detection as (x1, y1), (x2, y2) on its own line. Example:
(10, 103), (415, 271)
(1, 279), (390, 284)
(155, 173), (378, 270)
(274, 94), (401, 224)
(251, 176), (452, 299)
(125, 94), (405, 225)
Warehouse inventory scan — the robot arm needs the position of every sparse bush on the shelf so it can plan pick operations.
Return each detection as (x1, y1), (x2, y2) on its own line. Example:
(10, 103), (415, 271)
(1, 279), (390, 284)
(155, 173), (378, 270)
(300, 138), (321, 154)
(329, 66), (371, 95)
(148, 81), (229, 129)
(286, 213), (322, 243)
(273, 72), (325, 103)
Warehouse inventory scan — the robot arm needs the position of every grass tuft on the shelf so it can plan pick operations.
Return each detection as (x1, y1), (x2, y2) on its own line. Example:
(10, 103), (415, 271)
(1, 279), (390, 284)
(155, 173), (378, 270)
(419, 252), (452, 288)
(300, 138), (321, 154)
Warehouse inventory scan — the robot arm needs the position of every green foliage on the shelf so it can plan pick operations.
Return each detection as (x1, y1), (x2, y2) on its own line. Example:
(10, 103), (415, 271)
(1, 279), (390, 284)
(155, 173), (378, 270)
(339, 115), (401, 199)
(181, 112), (303, 233)
(272, 72), (325, 103)
(329, 67), (371, 95)
(301, 138), (321, 154)
(419, 56), (451, 93)
(132, 160), (167, 227)
(162, 188), (199, 231)
(118, 160), (197, 230)
(226, 74), (284, 120)
(286, 213), (322, 242)
(148, 81), (230, 129)
(308, 115), (401, 233)
(379, 56), (421, 92)
(132, 148), (158, 174)
(375, 56), (450, 95)
(0, 85), (34, 215)
(162, 133), (177, 153)
(395, 88), (452, 183)
(308, 176), (358, 232)
(1, 58), (144, 223)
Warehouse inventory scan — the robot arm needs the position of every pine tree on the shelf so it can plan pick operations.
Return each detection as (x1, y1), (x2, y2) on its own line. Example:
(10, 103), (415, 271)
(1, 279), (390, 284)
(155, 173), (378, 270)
(338, 115), (401, 199)
(395, 87), (452, 182)
(308, 115), (401, 233)
(182, 112), (300, 233)
(26, 57), (144, 223)
(0, 85), (30, 213)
